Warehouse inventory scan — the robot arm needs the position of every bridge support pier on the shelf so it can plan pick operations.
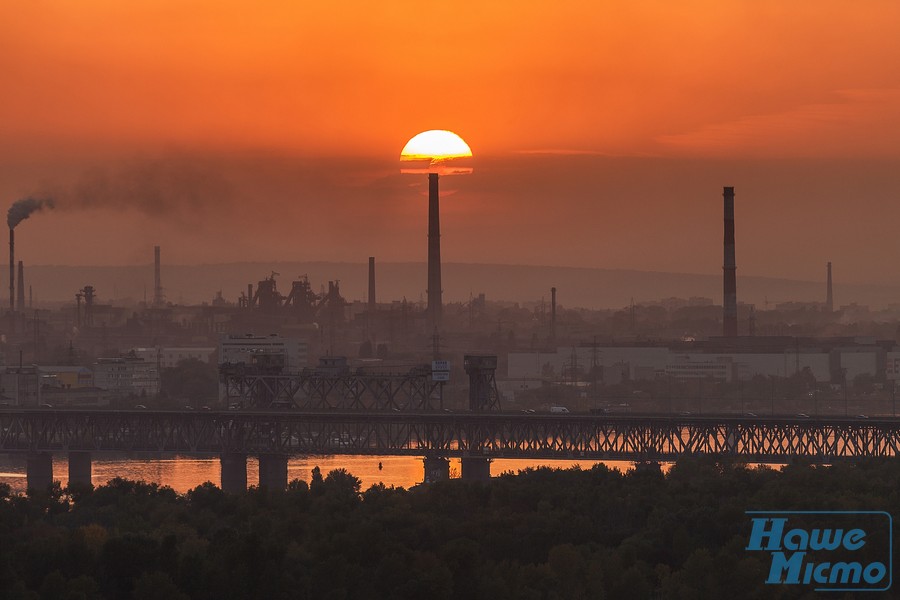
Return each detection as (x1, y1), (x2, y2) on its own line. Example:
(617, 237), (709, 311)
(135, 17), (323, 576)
(423, 457), (450, 483)
(220, 453), (248, 493)
(258, 454), (288, 491)
(67, 452), (92, 488)
(26, 452), (54, 491)
(461, 456), (491, 482)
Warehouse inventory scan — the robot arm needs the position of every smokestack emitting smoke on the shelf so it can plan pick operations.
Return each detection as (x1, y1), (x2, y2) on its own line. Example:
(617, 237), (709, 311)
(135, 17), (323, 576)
(826, 262), (833, 312)
(368, 256), (376, 310)
(7, 197), (53, 317)
(8, 197), (53, 229)
(16, 261), (24, 311)
(427, 173), (442, 329)
(723, 186), (738, 337)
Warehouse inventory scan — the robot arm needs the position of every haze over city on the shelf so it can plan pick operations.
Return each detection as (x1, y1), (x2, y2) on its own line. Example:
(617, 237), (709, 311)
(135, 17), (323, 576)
(2, 1), (900, 288)
(3, 4), (900, 597)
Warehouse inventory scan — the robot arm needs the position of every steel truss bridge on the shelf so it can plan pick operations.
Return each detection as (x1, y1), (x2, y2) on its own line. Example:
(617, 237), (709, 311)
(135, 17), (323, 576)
(3, 410), (900, 463)
(220, 368), (444, 411)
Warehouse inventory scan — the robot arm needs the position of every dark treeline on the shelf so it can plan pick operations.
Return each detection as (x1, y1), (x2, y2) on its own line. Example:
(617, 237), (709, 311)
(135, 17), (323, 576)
(1, 458), (897, 599)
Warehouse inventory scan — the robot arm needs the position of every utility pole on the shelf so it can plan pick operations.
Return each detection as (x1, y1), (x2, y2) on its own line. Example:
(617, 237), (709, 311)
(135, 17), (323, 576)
(843, 368), (848, 417)
(698, 377), (702, 415)
(771, 378), (776, 415)
(32, 311), (38, 364)
(569, 346), (579, 387)
(590, 336), (600, 405)
(630, 297), (636, 335)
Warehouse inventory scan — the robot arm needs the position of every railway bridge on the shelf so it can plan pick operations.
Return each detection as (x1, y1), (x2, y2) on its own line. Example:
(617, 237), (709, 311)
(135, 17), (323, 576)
(3, 408), (900, 492)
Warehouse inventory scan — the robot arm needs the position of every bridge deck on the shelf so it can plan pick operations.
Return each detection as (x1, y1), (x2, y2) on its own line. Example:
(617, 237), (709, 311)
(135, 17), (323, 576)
(2, 410), (899, 463)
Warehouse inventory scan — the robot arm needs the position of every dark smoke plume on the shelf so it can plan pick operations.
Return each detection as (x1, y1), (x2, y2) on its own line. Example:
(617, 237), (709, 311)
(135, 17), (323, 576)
(7, 197), (54, 229)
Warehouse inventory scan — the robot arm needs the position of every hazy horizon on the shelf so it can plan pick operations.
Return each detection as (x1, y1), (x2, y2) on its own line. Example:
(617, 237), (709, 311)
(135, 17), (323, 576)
(16, 260), (898, 311)
(3, 2), (900, 291)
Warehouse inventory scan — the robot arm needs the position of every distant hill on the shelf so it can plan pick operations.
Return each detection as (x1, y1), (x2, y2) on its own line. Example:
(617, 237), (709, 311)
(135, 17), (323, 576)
(16, 261), (900, 310)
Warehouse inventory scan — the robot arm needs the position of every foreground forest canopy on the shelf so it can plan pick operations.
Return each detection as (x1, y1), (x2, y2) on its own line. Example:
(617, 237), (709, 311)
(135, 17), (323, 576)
(1, 458), (897, 599)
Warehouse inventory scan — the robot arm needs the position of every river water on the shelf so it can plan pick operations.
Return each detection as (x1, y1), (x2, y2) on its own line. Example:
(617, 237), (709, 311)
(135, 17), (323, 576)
(0, 454), (631, 495)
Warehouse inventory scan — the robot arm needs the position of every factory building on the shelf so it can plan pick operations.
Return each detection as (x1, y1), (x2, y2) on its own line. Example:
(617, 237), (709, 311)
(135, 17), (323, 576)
(39, 366), (94, 389)
(93, 354), (160, 397)
(130, 347), (216, 370)
(218, 334), (309, 374)
(38, 366), (110, 407)
(0, 366), (41, 406)
(507, 338), (887, 385)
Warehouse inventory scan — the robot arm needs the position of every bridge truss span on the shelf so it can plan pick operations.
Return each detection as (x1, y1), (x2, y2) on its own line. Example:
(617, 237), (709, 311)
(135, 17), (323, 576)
(221, 367), (443, 411)
(3, 411), (900, 463)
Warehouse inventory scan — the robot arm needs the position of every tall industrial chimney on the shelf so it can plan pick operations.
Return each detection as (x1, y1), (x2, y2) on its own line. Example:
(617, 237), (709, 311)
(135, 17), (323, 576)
(427, 173), (442, 329)
(368, 257), (376, 311)
(723, 186), (738, 337)
(153, 245), (163, 307)
(16, 261), (24, 311)
(826, 262), (833, 312)
(550, 287), (557, 339)
(8, 228), (14, 314)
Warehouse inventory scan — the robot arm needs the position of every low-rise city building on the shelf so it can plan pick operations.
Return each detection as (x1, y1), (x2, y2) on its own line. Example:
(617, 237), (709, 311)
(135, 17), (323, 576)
(94, 353), (160, 397)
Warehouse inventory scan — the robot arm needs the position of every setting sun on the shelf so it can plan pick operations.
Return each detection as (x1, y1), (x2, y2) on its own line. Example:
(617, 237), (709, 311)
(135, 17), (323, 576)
(400, 130), (473, 174)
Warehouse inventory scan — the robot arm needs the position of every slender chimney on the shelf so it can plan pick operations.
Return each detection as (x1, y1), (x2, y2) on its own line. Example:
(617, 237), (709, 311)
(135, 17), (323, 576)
(368, 256), (376, 311)
(16, 261), (24, 311)
(153, 245), (162, 307)
(8, 228), (14, 314)
(723, 187), (738, 337)
(826, 262), (833, 312)
(427, 173), (442, 328)
(550, 287), (557, 339)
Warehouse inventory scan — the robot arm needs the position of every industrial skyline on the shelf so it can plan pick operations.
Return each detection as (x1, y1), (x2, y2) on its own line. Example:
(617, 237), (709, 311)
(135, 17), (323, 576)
(3, 4), (900, 598)
(1, 3), (899, 287)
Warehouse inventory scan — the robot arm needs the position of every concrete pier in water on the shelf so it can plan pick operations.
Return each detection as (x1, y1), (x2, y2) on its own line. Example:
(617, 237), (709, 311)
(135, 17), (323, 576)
(258, 454), (288, 490)
(220, 453), (248, 493)
(26, 452), (53, 491)
(461, 456), (491, 482)
(68, 451), (92, 488)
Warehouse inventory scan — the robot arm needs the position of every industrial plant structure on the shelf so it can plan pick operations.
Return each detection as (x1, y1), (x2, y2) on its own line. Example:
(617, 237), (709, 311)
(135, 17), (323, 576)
(723, 186), (738, 337)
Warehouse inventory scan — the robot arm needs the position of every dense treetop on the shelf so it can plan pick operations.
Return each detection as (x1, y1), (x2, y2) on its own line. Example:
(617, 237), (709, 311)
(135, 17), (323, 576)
(1, 458), (897, 599)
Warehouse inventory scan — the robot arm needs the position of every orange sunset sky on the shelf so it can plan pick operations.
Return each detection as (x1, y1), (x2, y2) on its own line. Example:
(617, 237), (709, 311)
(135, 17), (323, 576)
(1, 1), (899, 287)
